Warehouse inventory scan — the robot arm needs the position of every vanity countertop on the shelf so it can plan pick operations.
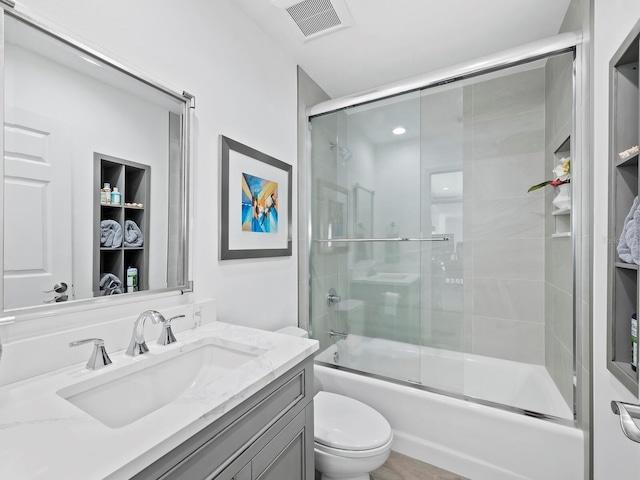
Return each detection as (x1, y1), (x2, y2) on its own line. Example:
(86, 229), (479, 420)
(0, 322), (318, 479)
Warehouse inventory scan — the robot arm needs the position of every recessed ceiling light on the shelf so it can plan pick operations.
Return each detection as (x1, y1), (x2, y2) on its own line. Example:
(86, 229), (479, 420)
(442, 187), (449, 191)
(392, 127), (406, 135)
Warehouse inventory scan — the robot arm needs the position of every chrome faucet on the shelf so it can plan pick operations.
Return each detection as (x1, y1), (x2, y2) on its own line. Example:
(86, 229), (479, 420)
(157, 314), (185, 346)
(329, 329), (348, 341)
(69, 338), (112, 370)
(126, 310), (164, 356)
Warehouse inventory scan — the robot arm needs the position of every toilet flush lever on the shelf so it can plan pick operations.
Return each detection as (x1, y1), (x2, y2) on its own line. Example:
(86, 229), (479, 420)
(327, 288), (341, 307)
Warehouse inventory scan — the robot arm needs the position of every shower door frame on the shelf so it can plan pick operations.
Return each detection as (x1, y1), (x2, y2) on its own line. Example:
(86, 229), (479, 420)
(304, 31), (585, 428)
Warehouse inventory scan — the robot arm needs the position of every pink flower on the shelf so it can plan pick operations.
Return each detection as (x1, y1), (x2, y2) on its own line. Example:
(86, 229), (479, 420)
(550, 179), (565, 187)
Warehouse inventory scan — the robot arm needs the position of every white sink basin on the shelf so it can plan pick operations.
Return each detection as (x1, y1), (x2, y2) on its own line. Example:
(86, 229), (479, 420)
(353, 272), (421, 284)
(374, 273), (408, 280)
(57, 340), (263, 429)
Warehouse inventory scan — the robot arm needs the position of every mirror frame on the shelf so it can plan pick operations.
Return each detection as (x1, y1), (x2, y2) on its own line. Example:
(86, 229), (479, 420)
(0, 5), (194, 321)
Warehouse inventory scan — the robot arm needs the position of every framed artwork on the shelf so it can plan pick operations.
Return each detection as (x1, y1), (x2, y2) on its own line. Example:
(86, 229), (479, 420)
(220, 135), (292, 260)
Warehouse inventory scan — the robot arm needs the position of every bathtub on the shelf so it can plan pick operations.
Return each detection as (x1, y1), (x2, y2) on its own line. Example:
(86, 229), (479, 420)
(314, 336), (584, 480)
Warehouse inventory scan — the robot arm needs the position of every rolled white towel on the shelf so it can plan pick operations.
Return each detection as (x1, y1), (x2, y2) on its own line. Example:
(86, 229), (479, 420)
(100, 220), (122, 248)
(618, 196), (640, 264)
(99, 273), (122, 295)
(124, 220), (144, 247)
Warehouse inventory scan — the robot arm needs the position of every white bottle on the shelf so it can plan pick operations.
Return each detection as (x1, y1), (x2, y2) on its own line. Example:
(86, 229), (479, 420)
(127, 266), (138, 293)
(101, 183), (111, 204)
(111, 187), (121, 206)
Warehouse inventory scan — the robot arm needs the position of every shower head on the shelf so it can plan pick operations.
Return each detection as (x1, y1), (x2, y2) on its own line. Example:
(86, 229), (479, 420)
(330, 142), (353, 162)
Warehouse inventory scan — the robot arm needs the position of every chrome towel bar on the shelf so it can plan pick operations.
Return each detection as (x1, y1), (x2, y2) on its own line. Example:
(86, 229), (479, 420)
(314, 237), (450, 243)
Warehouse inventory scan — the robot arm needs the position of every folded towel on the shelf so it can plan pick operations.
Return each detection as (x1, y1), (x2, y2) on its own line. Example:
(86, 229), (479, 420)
(100, 220), (122, 248)
(618, 196), (640, 264)
(124, 220), (144, 247)
(99, 273), (122, 295)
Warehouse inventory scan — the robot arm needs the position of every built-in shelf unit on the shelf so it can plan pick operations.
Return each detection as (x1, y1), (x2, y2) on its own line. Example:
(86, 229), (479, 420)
(608, 27), (640, 395)
(94, 153), (150, 297)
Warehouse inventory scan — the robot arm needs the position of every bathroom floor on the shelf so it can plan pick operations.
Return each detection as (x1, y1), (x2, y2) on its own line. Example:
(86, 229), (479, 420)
(371, 451), (469, 480)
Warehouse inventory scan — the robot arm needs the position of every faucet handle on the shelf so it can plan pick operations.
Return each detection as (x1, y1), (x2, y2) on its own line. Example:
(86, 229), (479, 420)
(157, 315), (185, 346)
(69, 338), (112, 370)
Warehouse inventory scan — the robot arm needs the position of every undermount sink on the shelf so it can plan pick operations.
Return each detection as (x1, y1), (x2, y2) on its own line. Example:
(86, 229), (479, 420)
(373, 273), (409, 280)
(353, 272), (420, 284)
(57, 340), (264, 429)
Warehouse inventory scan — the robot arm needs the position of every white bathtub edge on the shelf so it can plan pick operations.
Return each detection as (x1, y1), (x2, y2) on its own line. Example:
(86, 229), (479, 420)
(315, 364), (584, 480)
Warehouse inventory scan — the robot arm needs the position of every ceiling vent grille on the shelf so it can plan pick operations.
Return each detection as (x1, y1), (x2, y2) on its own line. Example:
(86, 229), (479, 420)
(273, 0), (353, 40)
(287, 0), (340, 37)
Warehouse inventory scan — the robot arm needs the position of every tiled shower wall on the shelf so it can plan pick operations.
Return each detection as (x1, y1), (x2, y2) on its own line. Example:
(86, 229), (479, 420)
(463, 68), (547, 364)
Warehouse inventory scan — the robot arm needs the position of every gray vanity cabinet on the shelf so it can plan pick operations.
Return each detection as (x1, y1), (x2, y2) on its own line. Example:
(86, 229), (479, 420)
(132, 357), (314, 480)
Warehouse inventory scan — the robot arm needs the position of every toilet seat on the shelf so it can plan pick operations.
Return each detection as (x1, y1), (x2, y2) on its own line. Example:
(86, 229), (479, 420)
(315, 433), (394, 459)
(314, 391), (393, 452)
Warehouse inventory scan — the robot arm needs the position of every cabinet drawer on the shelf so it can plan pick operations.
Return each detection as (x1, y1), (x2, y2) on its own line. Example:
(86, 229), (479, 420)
(153, 362), (310, 480)
(252, 409), (307, 479)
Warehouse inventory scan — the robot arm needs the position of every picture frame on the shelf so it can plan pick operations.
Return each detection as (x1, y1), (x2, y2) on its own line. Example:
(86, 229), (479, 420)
(220, 135), (292, 260)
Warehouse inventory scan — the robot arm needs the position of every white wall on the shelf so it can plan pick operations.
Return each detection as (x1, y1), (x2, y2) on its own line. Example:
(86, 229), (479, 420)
(0, 0), (298, 380)
(593, 0), (640, 478)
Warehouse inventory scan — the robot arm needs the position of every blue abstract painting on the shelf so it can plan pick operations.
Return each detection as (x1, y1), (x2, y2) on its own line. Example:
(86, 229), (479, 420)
(242, 173), (278, 233)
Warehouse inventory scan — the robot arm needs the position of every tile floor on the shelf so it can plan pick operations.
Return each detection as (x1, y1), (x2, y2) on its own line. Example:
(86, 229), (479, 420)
(371, 451), (469, 480)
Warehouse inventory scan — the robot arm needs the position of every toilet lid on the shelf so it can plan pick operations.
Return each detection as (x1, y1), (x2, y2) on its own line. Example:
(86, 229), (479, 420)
(314, 391), (392, 451)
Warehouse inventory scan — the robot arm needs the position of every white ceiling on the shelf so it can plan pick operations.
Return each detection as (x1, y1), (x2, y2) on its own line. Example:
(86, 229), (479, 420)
(233, 0), (573, 99)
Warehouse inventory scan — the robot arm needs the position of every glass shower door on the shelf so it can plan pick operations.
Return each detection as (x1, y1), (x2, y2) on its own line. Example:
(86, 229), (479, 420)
(309, 92), (425, 385)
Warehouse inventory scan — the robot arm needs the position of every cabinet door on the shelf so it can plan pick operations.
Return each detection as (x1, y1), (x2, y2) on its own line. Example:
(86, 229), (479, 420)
(252, 409), (307, 480)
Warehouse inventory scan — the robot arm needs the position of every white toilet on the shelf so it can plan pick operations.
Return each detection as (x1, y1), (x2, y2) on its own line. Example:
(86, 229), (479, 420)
(314, 391), (393, 480)
(276, 327), (393, 480)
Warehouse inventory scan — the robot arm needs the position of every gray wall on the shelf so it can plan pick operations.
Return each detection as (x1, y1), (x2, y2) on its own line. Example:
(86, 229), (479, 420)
(463, 67), (547, 364)
(297, 67), (330, 336)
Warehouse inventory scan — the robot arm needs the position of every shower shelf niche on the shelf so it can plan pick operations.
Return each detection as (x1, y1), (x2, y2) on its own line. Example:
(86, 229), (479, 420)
(551, 137), (572, 238)
(607, 28), (640, 396)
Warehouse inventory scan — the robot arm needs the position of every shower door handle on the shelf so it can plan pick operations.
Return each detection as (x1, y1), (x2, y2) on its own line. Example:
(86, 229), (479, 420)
(611, 400), (640, 443)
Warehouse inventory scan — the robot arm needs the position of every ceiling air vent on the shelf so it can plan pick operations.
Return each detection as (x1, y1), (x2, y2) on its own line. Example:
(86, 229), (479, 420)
(271, 0), (353, 41)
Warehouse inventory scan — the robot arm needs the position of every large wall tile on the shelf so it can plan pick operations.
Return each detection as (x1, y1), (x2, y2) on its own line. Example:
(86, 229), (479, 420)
(472, 277), (544, 323)
(471, 68), (545, 123)
(473, 238), (544, 280)
(471, 109), (545, 160)
(471, 315), (545, 364)
(471, 153), (545, 201)
(472, 195), (545, 239)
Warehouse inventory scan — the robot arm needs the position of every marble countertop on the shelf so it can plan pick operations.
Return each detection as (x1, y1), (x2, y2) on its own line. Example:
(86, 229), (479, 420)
(0, 322), (318, 479)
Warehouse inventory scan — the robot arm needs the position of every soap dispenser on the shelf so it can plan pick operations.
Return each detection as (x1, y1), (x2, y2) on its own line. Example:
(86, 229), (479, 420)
(111, 187), (121, 206)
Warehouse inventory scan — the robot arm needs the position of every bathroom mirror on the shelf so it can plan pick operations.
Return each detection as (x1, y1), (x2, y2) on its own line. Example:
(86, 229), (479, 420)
(1, 11), (192, 314)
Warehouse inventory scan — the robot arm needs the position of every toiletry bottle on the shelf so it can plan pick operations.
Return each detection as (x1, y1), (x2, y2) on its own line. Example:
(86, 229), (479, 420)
(111, 187), (121, 206)
(632, 313), (638, 372)
(101, 182), (111, 204)
(127, 266), (138, 293)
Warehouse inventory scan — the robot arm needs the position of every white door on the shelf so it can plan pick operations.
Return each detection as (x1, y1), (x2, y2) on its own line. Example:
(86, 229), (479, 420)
(3, 108), (72, 309)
